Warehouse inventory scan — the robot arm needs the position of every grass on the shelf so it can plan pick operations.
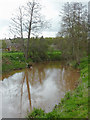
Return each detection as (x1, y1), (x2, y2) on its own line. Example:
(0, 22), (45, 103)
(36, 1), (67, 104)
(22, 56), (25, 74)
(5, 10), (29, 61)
(2, 51), (61, 73)
(47, 51), (61, 61)
(2, 52), (27, 73)
(27, 56), (88, 119)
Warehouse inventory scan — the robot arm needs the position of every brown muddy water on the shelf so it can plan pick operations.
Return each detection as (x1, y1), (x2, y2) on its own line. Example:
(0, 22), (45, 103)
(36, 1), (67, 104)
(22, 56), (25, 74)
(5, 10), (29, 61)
(0, 61), (80, 118)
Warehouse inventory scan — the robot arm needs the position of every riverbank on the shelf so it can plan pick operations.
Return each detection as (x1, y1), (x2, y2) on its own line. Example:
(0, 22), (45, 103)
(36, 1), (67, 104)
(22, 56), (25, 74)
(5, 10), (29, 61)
(2, 52), (88, 118)
(2, 52), (27, 74)
(2, 51), (61, 74)
(27, 56), (88, 119)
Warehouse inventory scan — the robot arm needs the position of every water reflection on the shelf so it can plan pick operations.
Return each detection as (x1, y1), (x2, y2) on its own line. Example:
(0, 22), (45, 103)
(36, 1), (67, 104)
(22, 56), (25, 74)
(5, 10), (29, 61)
(1, 62), (80, 118)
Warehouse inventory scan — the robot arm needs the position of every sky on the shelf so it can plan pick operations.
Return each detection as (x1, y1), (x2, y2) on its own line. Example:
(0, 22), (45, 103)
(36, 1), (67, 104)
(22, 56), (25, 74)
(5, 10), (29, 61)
(0, 0), (89, 39)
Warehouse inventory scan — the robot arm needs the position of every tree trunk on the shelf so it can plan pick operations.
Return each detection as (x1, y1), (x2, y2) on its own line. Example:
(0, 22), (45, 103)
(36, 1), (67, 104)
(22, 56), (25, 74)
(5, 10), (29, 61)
(26, 2), (34, 60)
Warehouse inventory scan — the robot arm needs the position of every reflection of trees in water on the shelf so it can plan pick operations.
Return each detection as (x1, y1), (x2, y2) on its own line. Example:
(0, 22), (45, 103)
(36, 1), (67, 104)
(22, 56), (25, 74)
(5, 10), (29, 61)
(25, 69), (32, 110)
(43, 61), (61, 70)
(19, 64), (79, 114)
(20, 72), (25, 116)
(29, 64), (46, 85)
(20, 65), (46, 112)
(60, 67), (80, 91)
(37, 65), (45, 84)
(57, 66), (80, 92)
(2, 62), (80, 118)
(20, 69), (32, 112)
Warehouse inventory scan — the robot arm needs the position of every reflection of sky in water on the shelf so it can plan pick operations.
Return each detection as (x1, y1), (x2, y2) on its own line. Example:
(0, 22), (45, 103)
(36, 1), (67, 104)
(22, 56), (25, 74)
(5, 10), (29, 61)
(31, 69), (62, 111)
(1, 62), (80, 118)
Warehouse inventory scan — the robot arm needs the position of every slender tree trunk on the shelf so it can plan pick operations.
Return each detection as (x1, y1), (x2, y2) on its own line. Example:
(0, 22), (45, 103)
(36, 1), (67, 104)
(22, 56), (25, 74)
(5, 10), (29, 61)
(26, 1), (34, 60)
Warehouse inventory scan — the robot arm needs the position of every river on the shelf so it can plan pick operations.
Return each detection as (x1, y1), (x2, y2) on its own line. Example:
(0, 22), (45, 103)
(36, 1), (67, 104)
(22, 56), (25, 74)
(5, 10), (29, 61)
(0, 61), (80, 118)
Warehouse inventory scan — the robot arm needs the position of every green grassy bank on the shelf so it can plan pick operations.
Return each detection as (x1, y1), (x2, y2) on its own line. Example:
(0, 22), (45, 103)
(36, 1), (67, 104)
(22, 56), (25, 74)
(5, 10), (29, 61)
(2, 51), (61, 74)
(2, 52), (26, 73)
(27, 56), (88, 119)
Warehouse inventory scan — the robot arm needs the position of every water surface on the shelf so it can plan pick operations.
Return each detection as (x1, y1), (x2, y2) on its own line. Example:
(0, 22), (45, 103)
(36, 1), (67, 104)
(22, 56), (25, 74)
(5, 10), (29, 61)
(0, 61), (80, 118)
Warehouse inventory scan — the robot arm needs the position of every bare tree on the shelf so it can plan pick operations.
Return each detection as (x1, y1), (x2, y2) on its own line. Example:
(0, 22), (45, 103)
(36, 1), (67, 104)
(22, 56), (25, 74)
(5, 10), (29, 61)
(9, 7), (25, 54)
(10, 0), (47, 60)
(23, 0), (46, 59)
(58, 2), (88, 62)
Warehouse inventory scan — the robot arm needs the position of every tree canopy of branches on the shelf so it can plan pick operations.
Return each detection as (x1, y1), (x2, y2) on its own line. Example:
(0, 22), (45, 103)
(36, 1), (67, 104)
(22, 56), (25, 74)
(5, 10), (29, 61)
(9, 7), (25, 53)
(10, 0), (46, 60)
(58, 2), (88, 62)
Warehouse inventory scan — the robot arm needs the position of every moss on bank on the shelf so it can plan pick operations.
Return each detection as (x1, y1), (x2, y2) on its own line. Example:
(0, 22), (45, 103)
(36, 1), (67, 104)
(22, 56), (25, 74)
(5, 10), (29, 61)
(27, 56), (88, 119)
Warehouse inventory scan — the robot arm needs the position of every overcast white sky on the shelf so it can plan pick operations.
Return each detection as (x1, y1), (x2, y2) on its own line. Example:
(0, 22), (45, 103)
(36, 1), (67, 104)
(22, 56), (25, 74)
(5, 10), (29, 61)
(0, 0), (89, 39)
